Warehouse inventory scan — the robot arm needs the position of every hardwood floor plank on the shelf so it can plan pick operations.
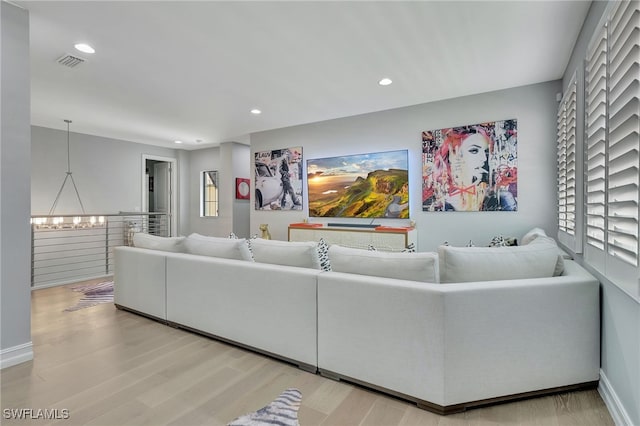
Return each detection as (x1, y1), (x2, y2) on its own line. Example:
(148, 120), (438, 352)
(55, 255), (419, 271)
(84, 399), (152, 426)
(136, 345), (235, 408)
(135, 367), (244, 426)
(320, 387), (378, 425)
(361, 398), (407, 426)
(166, 360), (284, 425)
(554, 390), (615, 426)
(398, 405), (442, 426)
(304, 378), (354, 415)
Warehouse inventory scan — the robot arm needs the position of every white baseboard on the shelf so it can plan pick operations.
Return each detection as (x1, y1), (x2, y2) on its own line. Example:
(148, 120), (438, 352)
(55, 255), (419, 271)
(0, 341), (33, 369)
(599, 369), (633, 426)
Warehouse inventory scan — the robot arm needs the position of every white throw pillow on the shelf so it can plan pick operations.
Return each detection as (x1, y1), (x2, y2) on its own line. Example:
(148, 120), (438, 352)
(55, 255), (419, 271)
(250, 239), (321, 269)
(184, 233), (253, 261)
(438, 236), (562, 283)
(521, 227), (547, 245)
(132, 233), (185, 253)
(328, 245), (438, 283)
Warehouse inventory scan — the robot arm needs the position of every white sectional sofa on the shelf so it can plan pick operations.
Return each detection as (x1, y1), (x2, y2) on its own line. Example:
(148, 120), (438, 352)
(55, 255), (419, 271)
(113, 230), (600, 414)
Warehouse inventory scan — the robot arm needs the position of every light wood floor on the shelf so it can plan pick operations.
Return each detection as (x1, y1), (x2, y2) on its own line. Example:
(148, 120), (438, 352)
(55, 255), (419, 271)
(1, 279), (614, 426)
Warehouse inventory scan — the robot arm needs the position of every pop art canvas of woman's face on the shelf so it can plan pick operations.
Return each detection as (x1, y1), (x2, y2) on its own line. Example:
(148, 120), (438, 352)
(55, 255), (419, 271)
(422, 119), (517, 212)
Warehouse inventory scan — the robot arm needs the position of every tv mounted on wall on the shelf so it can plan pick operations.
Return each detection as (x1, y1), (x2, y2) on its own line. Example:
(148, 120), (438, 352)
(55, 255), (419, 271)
(307, 150), (409, 218)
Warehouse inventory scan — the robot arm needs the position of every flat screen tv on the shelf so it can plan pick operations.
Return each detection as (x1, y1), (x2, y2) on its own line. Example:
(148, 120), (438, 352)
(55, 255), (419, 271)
(307, 150), (409, 218)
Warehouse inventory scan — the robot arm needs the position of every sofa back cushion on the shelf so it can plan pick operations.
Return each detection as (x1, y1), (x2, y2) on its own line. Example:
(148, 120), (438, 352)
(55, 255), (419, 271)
(521, 227), (547, 245)
(328, 245), (438, 283)
(184, 233), (253, 261)
(133, 233), (185, 253)
(438, 236), (563, 283)
(250, 239), (321, 269)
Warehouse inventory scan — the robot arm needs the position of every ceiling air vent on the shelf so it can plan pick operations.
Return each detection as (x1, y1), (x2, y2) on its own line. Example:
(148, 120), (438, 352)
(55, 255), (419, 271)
(56, 53), (85, 68)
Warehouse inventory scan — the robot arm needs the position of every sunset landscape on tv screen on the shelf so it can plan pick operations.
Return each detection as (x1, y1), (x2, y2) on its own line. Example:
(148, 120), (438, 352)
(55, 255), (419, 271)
(306, 150), (409, 218)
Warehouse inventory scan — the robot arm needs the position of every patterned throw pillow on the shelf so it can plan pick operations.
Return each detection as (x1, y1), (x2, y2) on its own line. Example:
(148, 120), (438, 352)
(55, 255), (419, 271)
(246, 234), (259, 259)
(488, 235), (506, 247)
(317, 238), (331, 271)
(488, 235), (518, 247)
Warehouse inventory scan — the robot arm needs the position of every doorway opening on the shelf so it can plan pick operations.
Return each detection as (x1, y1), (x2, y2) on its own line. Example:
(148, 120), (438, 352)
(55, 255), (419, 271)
(142, 155), (177, 236)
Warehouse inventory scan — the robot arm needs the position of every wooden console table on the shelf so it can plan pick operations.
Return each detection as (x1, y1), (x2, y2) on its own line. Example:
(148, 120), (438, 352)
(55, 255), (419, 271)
(288, 224), (416, 252)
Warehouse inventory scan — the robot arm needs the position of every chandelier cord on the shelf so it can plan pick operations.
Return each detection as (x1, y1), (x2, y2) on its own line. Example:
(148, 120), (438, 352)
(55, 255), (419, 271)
(48, 120), (86, 215)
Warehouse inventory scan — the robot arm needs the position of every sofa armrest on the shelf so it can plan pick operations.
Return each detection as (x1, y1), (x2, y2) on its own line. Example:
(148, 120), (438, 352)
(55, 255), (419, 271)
(114, 246), (167, 320)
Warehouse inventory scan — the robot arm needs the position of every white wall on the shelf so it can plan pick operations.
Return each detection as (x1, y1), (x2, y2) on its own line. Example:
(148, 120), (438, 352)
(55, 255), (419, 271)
(188, 143), (251, 237)
(31, 126), (179, 215)
(177, 149), (191, 236)
(231, 143), (251, 238)
(562, 2), (640, 425)
(1, 1), (33, 368)
(250, 80), (561, 249)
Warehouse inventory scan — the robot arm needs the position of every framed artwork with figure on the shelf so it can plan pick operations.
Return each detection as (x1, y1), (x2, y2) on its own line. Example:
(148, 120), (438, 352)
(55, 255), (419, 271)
(422, 119), (518, 212)
(254, 147), (303, 211)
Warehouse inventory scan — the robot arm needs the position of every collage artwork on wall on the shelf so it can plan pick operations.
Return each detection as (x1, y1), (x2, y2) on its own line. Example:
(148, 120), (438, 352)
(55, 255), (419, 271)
(421, 119), (518, 212)
(254, 146), (303, 211)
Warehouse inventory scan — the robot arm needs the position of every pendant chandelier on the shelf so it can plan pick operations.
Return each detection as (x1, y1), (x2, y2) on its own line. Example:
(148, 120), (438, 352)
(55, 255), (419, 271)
(49, 119), (85, 215)
(31, 120), (104, 230)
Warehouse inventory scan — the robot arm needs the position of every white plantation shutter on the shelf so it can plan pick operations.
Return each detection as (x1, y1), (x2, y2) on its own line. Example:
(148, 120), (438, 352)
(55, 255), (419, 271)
(566, 84), (577, 235)
(557, 78), (577, 235)
(558, 95), (567, 231)
(583, 0), (639, 287)
(585, 25), (608, 252)
(607, 0), (639, 266)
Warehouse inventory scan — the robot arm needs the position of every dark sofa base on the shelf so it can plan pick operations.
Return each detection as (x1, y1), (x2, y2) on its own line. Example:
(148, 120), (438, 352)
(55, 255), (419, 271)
(320, 368), (598, 415)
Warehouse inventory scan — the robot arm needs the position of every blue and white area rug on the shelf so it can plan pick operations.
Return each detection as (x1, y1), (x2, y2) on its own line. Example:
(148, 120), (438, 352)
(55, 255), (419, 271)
(64, 281), (114, 312)
(228, 388), (302, 426)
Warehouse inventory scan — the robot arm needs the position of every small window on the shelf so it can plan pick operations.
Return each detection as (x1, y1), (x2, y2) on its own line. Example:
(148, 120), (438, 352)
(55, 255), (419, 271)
(201, 171), (219, 217)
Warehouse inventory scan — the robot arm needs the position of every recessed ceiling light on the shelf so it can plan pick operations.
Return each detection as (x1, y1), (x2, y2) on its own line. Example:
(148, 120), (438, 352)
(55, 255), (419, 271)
(378, 78), (393, 86)
(174, 140), (183, 144)
(74, 43), (95, 54)
(250, 109), (262, 115)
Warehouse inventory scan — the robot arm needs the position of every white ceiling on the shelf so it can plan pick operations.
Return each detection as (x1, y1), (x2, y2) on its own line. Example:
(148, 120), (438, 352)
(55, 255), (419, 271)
(18, 1), (591, 150)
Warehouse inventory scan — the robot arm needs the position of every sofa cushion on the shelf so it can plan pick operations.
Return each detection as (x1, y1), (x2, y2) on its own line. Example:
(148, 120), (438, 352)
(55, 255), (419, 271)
(521, 227), (547, 245)
(328, 245), (438, 283)
(250, 239), (321, 269)
(132, 233), (185, 253)
(184, 233), (253, 261)
(438, 235), (562, 283)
